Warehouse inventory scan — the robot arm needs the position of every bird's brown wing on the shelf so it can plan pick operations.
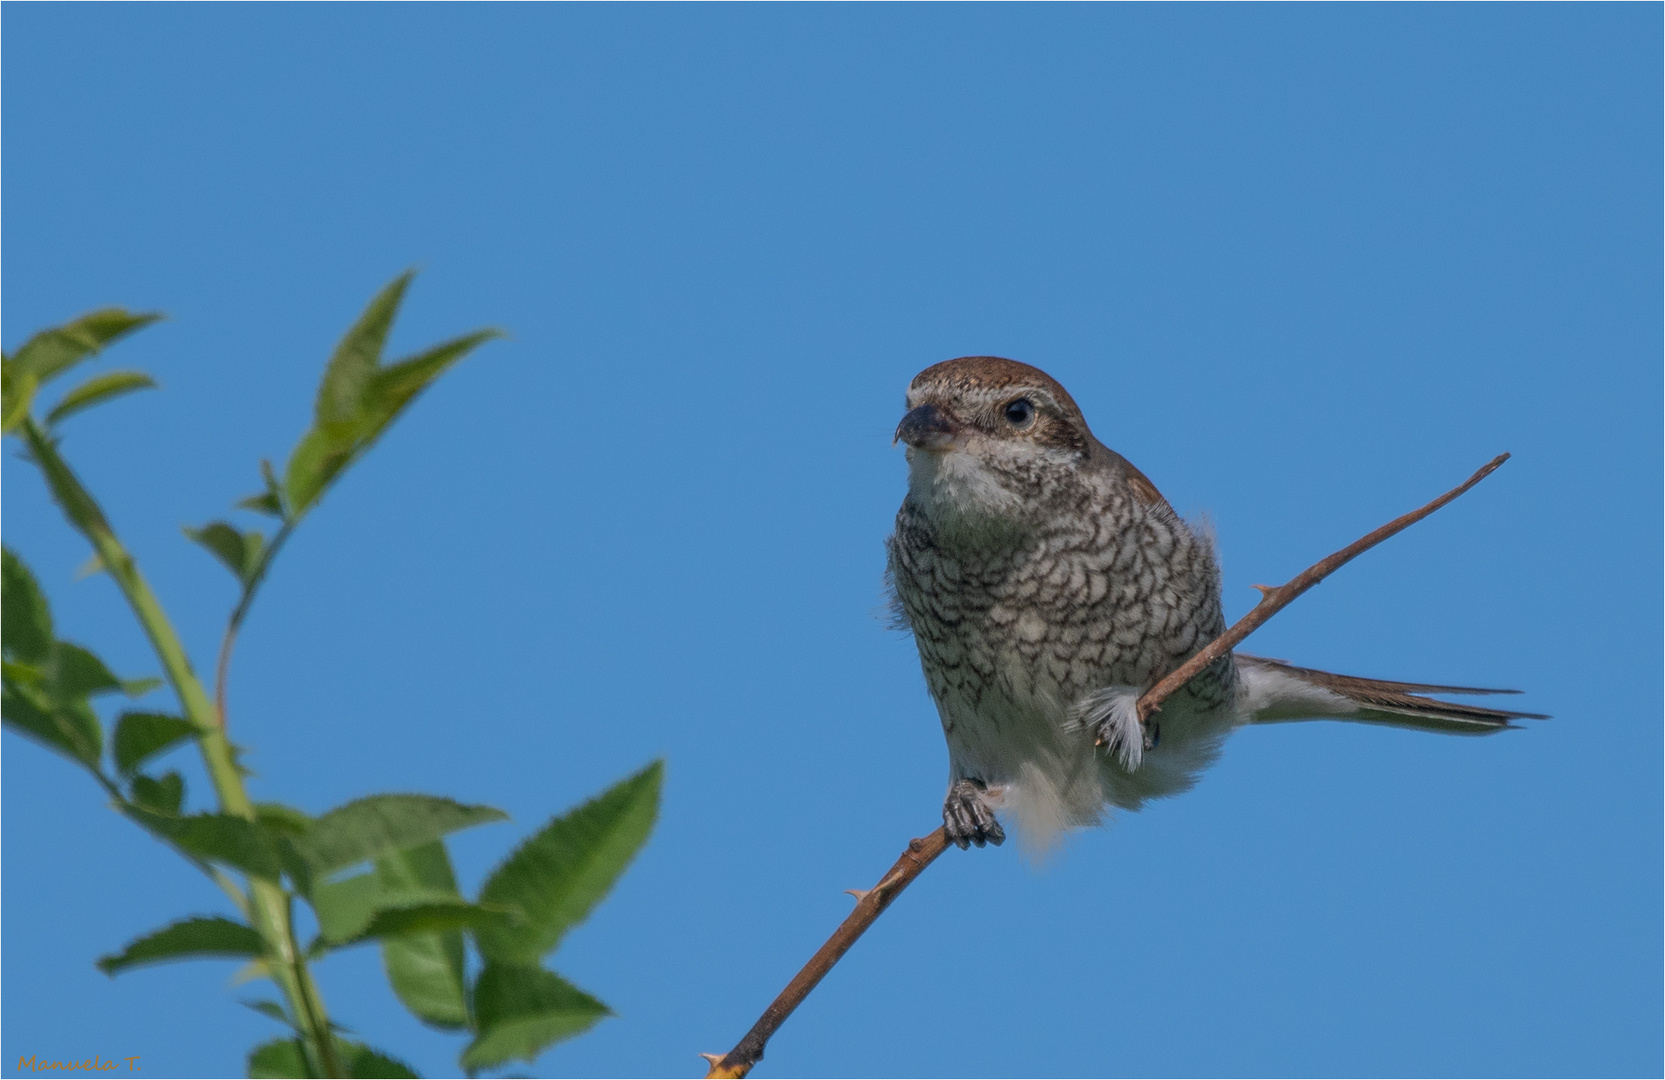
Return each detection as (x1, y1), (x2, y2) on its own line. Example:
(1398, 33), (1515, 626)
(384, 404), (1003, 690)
(1091, 443), (1172, 510)
(1236, 653), (1548, 735)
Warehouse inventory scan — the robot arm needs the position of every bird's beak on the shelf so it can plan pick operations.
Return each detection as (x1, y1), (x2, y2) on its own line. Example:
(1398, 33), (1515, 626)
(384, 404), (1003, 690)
(894, 403), (960, 450)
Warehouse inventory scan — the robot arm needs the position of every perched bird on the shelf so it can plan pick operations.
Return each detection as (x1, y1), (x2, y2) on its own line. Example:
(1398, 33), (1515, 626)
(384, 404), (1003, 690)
(887, 356), (1541, 850)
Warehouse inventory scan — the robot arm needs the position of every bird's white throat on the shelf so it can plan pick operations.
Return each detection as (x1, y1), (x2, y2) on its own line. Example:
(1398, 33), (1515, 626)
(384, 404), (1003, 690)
(904, 440), (1084, 544)
(904, 444), (1026, 540)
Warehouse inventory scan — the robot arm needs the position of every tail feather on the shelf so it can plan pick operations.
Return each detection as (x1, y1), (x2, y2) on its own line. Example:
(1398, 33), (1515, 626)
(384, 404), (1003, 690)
(1236, 653), (1548, 735)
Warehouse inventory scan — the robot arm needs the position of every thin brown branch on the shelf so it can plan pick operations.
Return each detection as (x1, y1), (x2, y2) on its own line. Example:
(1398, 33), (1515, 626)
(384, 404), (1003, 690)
(1134, 452), (1510, 725)
(700, 831), (950, 1079)
(701, 453), (1510, 1079)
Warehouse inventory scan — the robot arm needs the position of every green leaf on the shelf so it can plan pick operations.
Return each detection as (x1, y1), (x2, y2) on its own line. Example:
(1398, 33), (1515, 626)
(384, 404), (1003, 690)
(45, 370), (156, 427)
(316, 273), (413, 427)
(49, 641), (124, 699)
(239, 460), (287, 518)
(254, 798), (313, 891)
(312, 872), (384, 944)
(295, 794), (507, 878)
(282, 421), (357, 518)
(317, 894), (502, 949)
(277, 841), (315, 898)
(378, 841), (469, 1030)
(1, 639), (151, 769)
(3, 363), (39, 433)
(112, 711), (197, 775)
(281, 276), (499, 519)
(343, 1044), (420, 1079)
(461, 963), (610, 1072)
(309, 841), (486, 1045)
(243, 999), (293, 1027)
(365, 330), (502, 425)
(377, 836), (460, 895)
(232, 957), (274, 986)
(255, 802), (312, 836)
(2, 680), (103, 768)
(8, 309), (162, 386)
(121, 676), (163, 697)
(475, 761), (662, 964)
(311, 886), (506, 950)
(289, 329), (502, 520)
(238, 491), (284, 517)
(184, 521), (265, 584)
(128, 807), (282, 880)
(21, 421), (111, 538)
(308, 858), (466, 944)
(353, 901), (512, 943)
(247, 1039), (308, 1079)
(2, 546), (54, 663)
(96, 915), (265, 975)
(130, 771), (185, 815)
(253, 1036), (410, 1080)
(3, 658), (44, 689)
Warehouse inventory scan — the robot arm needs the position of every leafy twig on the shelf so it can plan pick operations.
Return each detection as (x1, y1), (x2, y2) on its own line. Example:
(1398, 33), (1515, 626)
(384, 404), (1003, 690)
(208, 271), (500, 732)
(6, 285), (661, 1077)
(16, 416), (342, 1072)
(700, 453), (1512, 1079)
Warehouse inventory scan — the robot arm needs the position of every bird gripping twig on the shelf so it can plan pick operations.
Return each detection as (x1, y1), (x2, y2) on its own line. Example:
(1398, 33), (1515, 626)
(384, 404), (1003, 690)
(700, 453), (1511, 1079)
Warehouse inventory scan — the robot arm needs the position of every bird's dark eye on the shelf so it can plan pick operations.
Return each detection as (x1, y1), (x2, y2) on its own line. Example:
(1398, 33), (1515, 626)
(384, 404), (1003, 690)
(1003, 398), (1035, 427)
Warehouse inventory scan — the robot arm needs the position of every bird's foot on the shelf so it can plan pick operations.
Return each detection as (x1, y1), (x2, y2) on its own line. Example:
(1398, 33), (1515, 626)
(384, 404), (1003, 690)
(943, 779), (1005, 850)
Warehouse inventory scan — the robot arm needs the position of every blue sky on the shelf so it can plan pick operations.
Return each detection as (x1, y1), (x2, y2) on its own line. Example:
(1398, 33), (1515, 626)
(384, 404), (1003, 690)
(3, 5), (1659, 1078)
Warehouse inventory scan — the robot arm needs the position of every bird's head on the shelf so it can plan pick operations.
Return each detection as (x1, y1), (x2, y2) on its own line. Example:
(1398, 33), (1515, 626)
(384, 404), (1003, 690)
(894, 356), (1098, 536)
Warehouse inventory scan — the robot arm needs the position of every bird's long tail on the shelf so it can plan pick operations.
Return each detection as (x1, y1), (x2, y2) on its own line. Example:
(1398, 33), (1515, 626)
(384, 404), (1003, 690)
(1235, 653), (1548, 735)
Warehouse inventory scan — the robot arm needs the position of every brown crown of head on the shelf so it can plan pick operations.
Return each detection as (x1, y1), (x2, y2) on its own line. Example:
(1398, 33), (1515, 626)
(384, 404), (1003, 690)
(904, 355), (1094, 454)
(900, 356), (1169, 506)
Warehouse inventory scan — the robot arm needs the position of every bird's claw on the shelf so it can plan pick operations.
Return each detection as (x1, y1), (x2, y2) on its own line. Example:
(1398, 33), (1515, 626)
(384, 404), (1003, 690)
(943, 778), (1005, 849)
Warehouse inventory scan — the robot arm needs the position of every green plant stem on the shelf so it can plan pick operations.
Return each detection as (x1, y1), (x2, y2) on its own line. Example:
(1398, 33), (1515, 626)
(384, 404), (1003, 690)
(214, 517), (296, 728)
(21, 419), (342, 1077)
(282, 894), (344, 1078)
